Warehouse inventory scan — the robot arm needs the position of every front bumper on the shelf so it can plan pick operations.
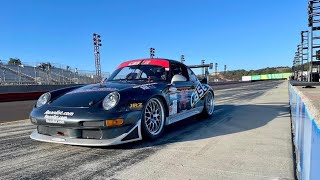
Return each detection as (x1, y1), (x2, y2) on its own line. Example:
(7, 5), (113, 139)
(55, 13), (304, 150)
(30, 119), (142, 146)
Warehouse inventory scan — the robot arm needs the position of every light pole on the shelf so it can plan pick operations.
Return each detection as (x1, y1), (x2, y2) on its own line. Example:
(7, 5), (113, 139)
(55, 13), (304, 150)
(181, 55), (185, 64)
(2, 70), (5, 84)
(201, 60), (205, 76)
(215, 63), (218, 81)
(93, 33), (102, 82)
(150, 48), (155, 58)
(34, 66), (37, 84)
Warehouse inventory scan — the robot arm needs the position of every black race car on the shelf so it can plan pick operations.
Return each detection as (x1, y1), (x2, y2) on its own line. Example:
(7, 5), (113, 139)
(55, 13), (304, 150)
(30, 58), (215, 146)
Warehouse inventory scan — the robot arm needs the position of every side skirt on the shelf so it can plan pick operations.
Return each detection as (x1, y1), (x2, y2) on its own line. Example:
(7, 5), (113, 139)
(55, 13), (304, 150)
(166, 106), (204, 125)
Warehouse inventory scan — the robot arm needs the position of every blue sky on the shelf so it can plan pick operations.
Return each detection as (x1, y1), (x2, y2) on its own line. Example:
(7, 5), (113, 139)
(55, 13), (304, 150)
(0, 0), (308, 74)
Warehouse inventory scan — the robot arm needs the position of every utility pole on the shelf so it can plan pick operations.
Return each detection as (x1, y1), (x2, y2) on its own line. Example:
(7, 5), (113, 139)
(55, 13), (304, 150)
(150, 48), (155, 58)
(181, 55), (185, 64)
(224, 65), (227, 74)
(93, 33), (102, 82)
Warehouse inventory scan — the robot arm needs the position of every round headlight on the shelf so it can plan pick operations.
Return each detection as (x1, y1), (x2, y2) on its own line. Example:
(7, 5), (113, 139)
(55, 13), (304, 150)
(36, 92), (51, 108)
(103, 92), (120, 110)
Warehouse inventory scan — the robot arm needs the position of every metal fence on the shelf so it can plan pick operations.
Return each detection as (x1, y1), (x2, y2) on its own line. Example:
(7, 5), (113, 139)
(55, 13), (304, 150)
(0, 60), (110, 85)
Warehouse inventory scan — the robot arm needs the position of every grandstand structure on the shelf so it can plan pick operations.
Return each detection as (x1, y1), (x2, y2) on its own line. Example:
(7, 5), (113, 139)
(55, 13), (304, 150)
(0, 61), (110, 85)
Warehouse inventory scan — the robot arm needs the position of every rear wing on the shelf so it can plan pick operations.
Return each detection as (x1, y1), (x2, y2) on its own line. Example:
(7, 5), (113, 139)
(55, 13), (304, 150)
(188, 63), (213, 84)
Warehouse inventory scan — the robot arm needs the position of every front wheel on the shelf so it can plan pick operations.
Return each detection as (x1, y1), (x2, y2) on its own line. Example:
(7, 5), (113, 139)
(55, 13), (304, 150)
(201, 91), (214, 117)
(141, 97), (165, 139)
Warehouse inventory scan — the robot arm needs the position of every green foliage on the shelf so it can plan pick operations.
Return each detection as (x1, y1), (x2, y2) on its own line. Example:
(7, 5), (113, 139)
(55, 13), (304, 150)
(8, 58), (22, 65)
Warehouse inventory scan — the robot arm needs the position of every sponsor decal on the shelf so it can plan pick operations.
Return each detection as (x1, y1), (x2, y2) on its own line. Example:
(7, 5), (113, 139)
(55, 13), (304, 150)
(44, 110), (74, 116)
(169, 87), (177, 92)
(44, 110), (74, 124)
(117, 59), (170, 70)
(45, 118), (65, 124)
(169, 93), (178, 115)
(130, 103), (143, 109)
(169, 100), (177, 115)
(128, 60), (150, 66)
(179, 90), (189, 109)
(133, 83), (157, 90)
(191, 83), (209, 107)
(170, 93), (177, 99)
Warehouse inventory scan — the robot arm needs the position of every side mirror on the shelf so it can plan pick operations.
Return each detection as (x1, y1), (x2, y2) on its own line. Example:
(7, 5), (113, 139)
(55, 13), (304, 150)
(201, 77), (208, 84)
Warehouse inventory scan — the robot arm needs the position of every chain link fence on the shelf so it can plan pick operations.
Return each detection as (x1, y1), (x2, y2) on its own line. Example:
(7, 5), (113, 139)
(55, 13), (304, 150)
(0, 60), (110, 85)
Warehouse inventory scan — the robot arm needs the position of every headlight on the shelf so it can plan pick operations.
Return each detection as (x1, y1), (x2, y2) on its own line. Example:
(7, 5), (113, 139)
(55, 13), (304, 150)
(103, 92), (120, 110)
(36, 92), (51, 108)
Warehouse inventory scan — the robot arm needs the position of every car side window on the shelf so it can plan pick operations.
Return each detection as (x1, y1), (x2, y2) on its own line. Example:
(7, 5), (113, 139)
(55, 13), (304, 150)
(170, 62), (189, 81)
(187, 68), (198, 83)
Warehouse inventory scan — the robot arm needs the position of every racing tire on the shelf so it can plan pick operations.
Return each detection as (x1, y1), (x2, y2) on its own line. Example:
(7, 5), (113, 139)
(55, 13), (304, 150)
(201, 91), (215, 117)
(141, 97), (166, 139)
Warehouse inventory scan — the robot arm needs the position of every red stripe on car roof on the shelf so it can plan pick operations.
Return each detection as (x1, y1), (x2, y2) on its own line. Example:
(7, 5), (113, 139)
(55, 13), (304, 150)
(116, 59), (170, 69)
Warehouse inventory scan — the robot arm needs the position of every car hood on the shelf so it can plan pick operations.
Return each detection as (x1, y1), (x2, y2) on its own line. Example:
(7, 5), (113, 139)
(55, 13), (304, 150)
(49, 82), (137, 108)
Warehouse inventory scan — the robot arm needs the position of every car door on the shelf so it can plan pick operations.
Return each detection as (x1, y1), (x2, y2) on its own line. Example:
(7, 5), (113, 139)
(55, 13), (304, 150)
(168, 62), (194, 116)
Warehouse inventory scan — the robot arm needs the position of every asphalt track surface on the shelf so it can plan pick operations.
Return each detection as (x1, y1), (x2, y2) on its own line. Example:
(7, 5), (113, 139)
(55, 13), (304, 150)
(0, 80), (291, 179)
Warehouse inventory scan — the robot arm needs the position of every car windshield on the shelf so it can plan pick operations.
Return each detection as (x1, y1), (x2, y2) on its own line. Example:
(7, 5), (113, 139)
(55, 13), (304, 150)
(107, 65), (167, 82)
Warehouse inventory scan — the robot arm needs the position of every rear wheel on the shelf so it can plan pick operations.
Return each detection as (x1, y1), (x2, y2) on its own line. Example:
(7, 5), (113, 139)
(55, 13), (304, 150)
(141, 97), (165, 139)
(201, 91), (214, 117)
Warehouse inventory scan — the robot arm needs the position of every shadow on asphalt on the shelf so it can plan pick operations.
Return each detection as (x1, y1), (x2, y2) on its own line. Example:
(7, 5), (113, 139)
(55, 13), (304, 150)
(102, 102), (290, 150)
(88, 80), (287, 150)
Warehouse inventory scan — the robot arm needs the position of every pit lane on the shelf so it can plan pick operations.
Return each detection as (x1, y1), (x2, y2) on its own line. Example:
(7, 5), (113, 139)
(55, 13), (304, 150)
(0, 81), (294, 179)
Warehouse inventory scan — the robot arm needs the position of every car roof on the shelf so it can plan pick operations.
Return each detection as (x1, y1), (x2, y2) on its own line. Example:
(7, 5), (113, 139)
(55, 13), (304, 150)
(124, 58), (180, 63)
(116, 58), (183, 70)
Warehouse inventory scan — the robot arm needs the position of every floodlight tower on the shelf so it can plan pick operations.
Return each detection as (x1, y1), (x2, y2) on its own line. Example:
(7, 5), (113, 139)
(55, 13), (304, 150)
(150, 48), (155, 58)
(308, 0), (320, 81)
(215, 63), (218, 76)
(294, 48), (301, 80)
(301, 31), (309, 79)
(201, 60), (205, 76)
(93, 33), (102, 82)
(181, 55), (185, 64)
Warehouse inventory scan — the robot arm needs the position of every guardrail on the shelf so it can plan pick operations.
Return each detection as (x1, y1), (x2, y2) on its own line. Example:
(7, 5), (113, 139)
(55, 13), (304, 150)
(289, 81), (320, 179)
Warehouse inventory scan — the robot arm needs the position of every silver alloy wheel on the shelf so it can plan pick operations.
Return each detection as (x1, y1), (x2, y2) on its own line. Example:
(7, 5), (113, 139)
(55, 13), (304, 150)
(205, 91), (214, 115)
(144, 98), (165, 136)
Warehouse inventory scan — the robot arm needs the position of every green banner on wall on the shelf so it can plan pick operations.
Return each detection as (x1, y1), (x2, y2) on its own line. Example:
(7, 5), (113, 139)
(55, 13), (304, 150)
(251, 75), (261, 80)
(261, 74), (267, 80)
(270, 74), (283, 79)
(282, 73), (292, 79)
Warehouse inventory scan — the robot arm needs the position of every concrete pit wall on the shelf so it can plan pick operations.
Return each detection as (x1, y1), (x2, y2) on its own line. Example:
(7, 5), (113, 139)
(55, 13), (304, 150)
(289, 81), (320, 180)
(0, 84), (82, 102)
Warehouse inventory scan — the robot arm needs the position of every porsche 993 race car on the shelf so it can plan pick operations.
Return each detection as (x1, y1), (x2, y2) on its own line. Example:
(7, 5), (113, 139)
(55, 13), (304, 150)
(30, 58), (215, 146)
